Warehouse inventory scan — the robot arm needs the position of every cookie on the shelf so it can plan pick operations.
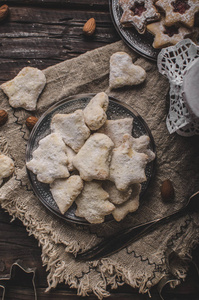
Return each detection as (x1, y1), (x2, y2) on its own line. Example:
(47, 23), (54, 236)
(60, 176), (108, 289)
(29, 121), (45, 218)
(98, 118), (133, 147)
(131, 135), (155, 162)
(119, 0), (160, 34)
(103, 180), (133, 205)
(155, 0), (199, 28)
(73, 133), (114, 181)
(109, 52), (146, 89)
(0, 154), (15, 185)
(26, 133), (69, 184)
(1, 67), (46, 111)
(112, 184), (141, 222)
(147, 16), (194, 48)
(83, 92), (109, 131)
(75, 181), (115, 224)
(51, 110), (90, 153)
(109, 134), (149, 191)
(50, 175), (83, 214)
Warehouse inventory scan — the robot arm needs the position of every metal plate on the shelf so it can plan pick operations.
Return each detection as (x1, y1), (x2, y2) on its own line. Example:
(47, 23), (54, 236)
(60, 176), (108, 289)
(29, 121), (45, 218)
(26, 93), (156, 225)
(109, 0), (160, 61)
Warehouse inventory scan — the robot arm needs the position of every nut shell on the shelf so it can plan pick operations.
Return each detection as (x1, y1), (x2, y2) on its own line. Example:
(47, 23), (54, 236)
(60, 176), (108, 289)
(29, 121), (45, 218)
(0, 5), (9, 22)
(0, 110), (8, 126)
(83, 18), (96, 36)
(26, 116), (38, 130)
(160, 179), (175, 201)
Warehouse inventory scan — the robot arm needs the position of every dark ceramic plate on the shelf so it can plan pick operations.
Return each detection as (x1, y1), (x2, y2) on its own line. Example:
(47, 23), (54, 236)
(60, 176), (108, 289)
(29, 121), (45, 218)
(109, 0), (159, 61)
(26, 93), (156, 225)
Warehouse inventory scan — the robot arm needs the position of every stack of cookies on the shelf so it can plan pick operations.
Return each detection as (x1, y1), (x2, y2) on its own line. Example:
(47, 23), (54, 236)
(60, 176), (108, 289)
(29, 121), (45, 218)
(119, 0), (199, 48)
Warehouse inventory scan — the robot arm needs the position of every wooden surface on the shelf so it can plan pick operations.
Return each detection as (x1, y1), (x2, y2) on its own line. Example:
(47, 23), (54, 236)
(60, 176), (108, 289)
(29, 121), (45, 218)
(0, 1), (199, 299)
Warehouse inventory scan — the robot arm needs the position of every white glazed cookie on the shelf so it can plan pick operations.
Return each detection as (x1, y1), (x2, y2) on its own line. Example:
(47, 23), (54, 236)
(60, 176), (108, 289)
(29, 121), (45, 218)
(109, 134), (148, 191)
(73, 133), (114, 181)
(1, 67), (46, 111)
(109, 52), (146, 89)
(83, 92), (109, 130)
(98, 118), (133, 147)
(75, 181), (115, 224)
(26, 133), (69, 184)
(0, 154), (15, 185)
(112, 184), (141, 222)
(50, 175), (83, 214)
(131, 135), (155, 162)
(51, 110), (90, 153)
(103, 180), (133, 205)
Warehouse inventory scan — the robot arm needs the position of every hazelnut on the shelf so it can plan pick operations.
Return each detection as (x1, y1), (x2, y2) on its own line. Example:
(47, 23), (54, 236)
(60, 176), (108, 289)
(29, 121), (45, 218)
(0, 110), (8, 126)
(26, 116), (38, 131)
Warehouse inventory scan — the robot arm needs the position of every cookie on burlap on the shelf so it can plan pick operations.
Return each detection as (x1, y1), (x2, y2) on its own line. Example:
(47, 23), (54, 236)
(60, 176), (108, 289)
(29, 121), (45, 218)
(0, 154), (15, 185)
(109, 52), (146, 89)
(1, 67), (46, 111)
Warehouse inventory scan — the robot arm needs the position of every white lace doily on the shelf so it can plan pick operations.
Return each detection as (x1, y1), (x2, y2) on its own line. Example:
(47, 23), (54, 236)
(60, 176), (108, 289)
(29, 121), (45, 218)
(157, 39), (199, 136)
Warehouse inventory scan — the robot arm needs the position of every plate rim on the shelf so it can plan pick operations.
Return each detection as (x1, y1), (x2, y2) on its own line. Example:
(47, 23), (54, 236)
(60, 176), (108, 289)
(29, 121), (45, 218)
(26, 93), (156, 225)
(109, 0), (159, 61)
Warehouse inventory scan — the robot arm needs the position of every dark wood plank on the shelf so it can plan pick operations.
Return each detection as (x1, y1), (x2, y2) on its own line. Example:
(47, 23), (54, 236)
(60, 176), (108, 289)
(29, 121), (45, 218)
(0, 6), (119, 83)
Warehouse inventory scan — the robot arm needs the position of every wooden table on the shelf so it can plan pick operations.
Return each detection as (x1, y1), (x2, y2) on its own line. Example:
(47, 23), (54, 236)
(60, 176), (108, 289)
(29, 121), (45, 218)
(0, 1), (199, 299)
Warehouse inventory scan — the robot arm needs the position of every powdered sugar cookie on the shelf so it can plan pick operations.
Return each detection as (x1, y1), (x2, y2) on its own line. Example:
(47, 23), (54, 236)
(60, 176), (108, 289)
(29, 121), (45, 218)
(98, 118), (133, 147)
(51, 110), (90, 153)
(75, 181), (115, 224)
(83, 92), (109, 131)
(109, 52), (146, 90)
(103, 180), (133, 205)
(112, 184), (141, 222)
(1, 67), (46, 111)
(109, 134), (149, 191)
(0, 154), (14, 185)
(50, 175), (83, 214)
(73, 133), (114, 181)
(119, 0), (160, 34)
(156, 0), (199, 28)
(147, 17), (195, 48)
(131, 135), (155, 162)
(26, 133), (69, 184)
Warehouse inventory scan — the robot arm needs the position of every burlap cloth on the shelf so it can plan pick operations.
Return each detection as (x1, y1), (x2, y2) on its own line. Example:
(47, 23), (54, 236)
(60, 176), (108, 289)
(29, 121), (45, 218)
(0, 40), (199, 299)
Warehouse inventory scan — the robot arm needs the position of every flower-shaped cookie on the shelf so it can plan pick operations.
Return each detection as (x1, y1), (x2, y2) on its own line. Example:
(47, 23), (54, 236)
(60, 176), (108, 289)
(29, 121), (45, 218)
(119, 0), (160, 34)
(147, 16), (194, 48)
(155, 0), (199, 28)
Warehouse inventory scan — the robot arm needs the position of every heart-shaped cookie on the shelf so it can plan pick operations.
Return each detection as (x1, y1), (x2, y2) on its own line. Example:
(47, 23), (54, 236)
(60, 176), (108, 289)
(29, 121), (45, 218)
(109, 52), (146, 90)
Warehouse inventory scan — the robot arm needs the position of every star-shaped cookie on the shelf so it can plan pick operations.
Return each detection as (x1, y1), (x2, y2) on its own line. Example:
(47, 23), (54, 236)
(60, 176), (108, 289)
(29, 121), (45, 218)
(147, 17), (194, 48)
(119, 0), (160, 34)
(155, 0), (199, 28)
(109, 134), (148, 191)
